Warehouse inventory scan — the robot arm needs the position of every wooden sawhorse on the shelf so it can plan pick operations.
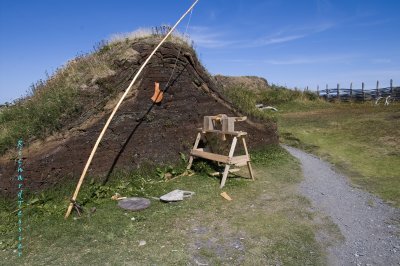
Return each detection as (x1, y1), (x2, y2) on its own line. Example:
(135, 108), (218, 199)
(186, 114), (255, 188)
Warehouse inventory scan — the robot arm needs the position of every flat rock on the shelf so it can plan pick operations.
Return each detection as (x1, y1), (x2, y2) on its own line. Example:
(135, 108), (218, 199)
(160, 189), (195, 202)
(117, 197), (151, 211)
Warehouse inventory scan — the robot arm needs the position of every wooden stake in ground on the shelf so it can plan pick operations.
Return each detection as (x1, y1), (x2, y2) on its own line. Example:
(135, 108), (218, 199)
(65, 0), (200, 219)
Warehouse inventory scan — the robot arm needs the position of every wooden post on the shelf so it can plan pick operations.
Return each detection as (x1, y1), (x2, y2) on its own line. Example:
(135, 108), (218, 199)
(187, 132), (201, 170)
(317, 85), (319, 97)
(220, 137), (238, 188)
(64, 0), (200, 219)
(362, 82), (365, 101)
(376, 80), (379, 97)
(241, 137), (254, 181)
(326, 84), (329, 100)
(390, 79), (393, 95)
(337, 83), (340, 100)
(350, 82), (353, 100)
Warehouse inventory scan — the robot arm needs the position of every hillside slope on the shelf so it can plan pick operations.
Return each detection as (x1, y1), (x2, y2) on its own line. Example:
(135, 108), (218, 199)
(214, 75), (269, 93)
(0, 36), (278, 196)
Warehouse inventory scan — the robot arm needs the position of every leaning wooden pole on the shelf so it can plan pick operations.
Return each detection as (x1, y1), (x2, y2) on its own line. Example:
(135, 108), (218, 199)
(65, 0), (199, 219)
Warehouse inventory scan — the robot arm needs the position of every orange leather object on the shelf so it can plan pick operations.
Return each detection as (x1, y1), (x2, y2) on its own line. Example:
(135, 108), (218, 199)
(151, 82), (163, 103)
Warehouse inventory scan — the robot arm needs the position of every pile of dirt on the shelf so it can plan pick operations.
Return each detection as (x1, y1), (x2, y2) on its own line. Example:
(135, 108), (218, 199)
(214, 75), (269, 93)
(0, 37), (278, 196)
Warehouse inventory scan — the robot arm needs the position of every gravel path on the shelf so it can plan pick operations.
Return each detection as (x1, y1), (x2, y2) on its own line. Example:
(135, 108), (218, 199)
(283, 145), (400, 266)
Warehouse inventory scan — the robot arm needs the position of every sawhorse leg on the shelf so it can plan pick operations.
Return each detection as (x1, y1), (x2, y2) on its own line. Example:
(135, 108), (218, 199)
(220, 136), (238, 188)
(187, 132), (201, 170)
(242, 137), (255, 181)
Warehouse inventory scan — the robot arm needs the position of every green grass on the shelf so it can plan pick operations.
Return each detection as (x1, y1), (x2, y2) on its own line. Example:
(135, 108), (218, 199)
(222, 82), (399, 206)
(0, 146), (330, 265)
(221, 85), (322, 122)
(278, 103), (400, 206)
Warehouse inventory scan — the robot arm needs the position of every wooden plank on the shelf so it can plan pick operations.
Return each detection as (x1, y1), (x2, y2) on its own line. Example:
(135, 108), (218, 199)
(220, 137), (238, 188)
(230, 155), (249, 165)
(210, 168), (241, 176)
(191, 149), (230, 164)
(222, 117), (235, 132)
(247, 161), (255, 181)
(187, 132), (202, 170)
(242, 137), (255, 181)
(234, 161), (248, 167)
(198, 129), (247, 136)
(203, 116), (214, 131)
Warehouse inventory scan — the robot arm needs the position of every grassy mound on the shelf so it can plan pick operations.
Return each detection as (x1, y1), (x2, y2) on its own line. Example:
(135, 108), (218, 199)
(0, 30), (191, 155)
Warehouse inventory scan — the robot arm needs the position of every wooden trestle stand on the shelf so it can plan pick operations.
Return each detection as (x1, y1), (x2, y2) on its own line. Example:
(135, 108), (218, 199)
(186, 114), (255, 188)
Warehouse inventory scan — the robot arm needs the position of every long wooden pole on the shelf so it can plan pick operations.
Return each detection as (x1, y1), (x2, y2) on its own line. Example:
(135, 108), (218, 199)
(65, 0), (199, 218)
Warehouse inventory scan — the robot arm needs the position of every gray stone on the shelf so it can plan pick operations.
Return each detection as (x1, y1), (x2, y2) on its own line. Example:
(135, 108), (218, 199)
(160, 189), (195, 202)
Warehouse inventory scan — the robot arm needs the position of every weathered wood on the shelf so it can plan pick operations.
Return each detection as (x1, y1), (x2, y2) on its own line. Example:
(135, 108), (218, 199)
(350, 82), (353, 100)
(362, 82), (365, 101)
(390, 79), (393, 95)
(319, 79), (397, 103)
(230, 155), (250, 165)
(242, 137), (254, 180)
(188, 114), (254, 188)
(376, 80), (379, 97)
(187, 132), (201, 170)
(326, 84), (329, 99)
(203, 116), (214, 131)
(191, 149), (230, 164)
(220, 137), (237, 188)
(222, 117), (235, 132)
(210, 168), (240, 176)
(337, 83), (340, 100)
(198, 129), (247, 137)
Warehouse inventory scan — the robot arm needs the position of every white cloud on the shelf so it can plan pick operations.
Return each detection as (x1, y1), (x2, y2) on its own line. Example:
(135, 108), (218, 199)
(188, 21), (335, 49)
(189, 26), (236, 48)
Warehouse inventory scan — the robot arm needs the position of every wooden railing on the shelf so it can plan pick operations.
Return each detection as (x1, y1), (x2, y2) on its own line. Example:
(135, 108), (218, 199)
(312, 79), (399, 102)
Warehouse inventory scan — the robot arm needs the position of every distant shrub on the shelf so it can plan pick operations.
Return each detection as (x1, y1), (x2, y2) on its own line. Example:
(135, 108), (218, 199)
(220, 83), (320, 122)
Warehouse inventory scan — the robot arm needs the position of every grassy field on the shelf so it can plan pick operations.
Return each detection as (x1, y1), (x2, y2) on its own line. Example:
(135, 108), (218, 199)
(222, 85), (399, 206)
(277, 102), (400, 207)
(0, 146), (338, 265)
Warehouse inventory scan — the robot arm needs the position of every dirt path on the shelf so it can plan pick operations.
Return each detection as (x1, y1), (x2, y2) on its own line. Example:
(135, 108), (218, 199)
(283, 145), (400, 266)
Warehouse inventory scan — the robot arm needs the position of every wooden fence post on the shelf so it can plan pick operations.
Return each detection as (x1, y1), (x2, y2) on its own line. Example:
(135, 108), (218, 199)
(337, 83), (340, 100)
(362, 82), (365, 101)
(350, 82), (353, 100)
(326, 84), (329, 100)
(390, 79), (393, 95)
(376, 80), (379, 97)
(317, 85), (320, 97)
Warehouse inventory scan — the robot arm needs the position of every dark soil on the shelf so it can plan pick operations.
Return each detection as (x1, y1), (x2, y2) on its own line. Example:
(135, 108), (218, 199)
(0, 40), (278, 196)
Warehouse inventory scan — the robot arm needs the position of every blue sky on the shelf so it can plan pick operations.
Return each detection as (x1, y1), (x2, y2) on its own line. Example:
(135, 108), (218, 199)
(1, 0), (399, 104)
